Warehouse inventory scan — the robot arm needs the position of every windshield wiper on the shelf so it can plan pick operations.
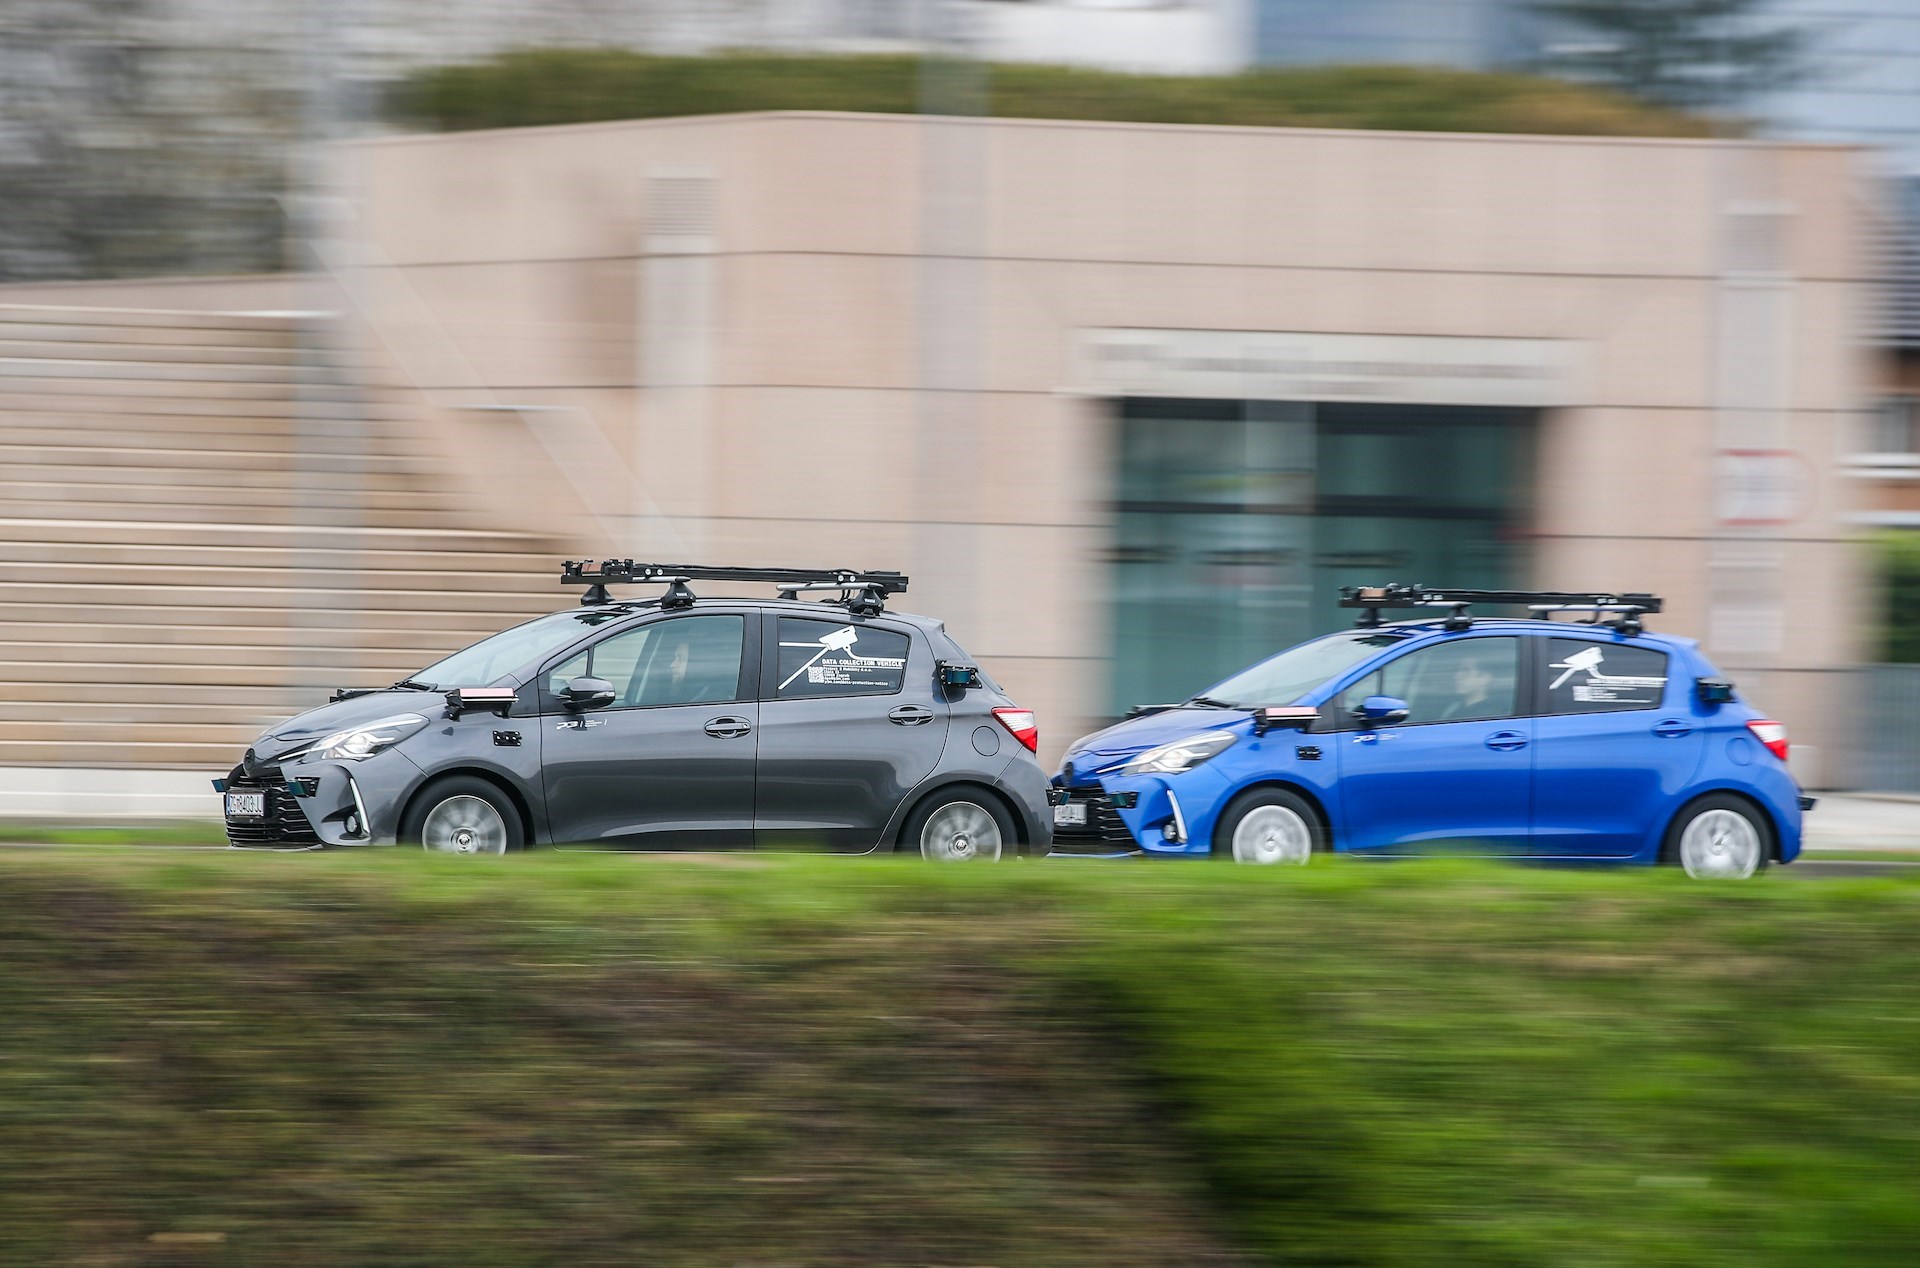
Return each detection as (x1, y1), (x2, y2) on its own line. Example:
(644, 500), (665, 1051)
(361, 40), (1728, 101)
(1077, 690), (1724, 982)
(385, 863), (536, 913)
(1184, 695), (1240, 709)
(390, 678), (437, 692)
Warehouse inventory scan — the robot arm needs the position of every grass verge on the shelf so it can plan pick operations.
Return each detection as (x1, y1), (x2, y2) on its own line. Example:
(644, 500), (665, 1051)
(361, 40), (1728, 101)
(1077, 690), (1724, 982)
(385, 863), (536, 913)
(2, 853), (1917, 1266)
(387, 51), (1713, 139)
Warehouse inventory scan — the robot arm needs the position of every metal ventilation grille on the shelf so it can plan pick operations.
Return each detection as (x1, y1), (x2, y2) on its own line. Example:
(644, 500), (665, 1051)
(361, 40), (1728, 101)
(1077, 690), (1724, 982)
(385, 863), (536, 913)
(647, 172), (715, 240)
(1883, 176), (1920, 349)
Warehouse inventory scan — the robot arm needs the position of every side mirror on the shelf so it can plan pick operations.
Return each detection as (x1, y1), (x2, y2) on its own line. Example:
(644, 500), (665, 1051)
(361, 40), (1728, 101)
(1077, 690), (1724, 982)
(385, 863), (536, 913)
(1356, 694), (1411, 727)
(563, 676), (617, 710)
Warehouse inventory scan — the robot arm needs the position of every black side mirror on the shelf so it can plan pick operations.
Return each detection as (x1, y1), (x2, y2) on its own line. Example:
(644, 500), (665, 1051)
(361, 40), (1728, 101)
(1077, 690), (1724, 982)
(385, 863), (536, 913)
(563, 676), (617, 710)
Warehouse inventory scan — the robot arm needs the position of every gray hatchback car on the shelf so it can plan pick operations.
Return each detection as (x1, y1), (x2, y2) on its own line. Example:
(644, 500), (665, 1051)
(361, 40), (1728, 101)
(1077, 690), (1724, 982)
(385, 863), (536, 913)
(217, 563), (1052, 859)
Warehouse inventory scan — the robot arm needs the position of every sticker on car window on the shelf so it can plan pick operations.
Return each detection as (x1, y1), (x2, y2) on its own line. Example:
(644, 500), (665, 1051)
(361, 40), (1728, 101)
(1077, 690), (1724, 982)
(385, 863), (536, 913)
(777, 620), (908, 697)
(1546, 643), (1667, 709)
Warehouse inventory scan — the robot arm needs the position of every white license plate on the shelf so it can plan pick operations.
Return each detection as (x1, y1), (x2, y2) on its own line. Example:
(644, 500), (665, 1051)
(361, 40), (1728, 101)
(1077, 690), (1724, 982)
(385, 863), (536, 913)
(225, 791), (266, 819)
(1054, 802), (1087, 828)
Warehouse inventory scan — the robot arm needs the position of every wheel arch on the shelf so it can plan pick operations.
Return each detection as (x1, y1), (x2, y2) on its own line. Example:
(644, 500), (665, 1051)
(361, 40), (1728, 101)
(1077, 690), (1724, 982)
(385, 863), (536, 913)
(893, 779), (1027, 853)
(399, 767), (537, 846)
(1661, 786), (1782, 863)
(1211, 778), (1335, 852)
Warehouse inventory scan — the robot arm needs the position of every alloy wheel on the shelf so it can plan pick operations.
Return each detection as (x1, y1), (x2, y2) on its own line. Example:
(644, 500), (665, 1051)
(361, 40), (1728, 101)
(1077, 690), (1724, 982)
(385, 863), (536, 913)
(1679, 807), (1761, 879)
(920, 802), (1003, 862)
(1232, 805), (1312, 865)
(421, 794), (510, 856)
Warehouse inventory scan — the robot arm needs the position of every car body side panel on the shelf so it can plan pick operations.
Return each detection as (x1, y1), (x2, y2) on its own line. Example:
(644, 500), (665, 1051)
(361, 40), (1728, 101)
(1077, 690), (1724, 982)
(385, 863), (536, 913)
(1527, 632), (1708, 858)
(753, 617), (949, 851)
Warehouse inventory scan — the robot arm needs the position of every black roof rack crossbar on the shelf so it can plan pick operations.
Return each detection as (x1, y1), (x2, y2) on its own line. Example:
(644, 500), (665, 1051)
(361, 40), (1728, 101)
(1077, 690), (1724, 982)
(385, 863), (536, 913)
(562, 561), (909, 613)
(1338, 585), (1661, 632)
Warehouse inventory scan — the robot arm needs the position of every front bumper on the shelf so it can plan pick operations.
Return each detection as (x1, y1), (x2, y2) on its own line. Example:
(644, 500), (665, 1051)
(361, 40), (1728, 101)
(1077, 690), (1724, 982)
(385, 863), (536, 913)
(217, 750), (419, 848)
(1049, 765), (1233, 858)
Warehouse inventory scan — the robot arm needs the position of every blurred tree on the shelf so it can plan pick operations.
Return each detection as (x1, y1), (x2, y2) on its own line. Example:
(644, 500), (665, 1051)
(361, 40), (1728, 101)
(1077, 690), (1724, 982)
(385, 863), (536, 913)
(0, 0), (297, 280)
(1875, 531), (1920, 664)
(1527, 0), (1811, 111)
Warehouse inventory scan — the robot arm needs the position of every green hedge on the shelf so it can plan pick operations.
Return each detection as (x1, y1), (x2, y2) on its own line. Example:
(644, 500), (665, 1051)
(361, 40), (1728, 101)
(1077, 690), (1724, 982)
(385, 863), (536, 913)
(4, 854), (1916, 1264)
(1874, 530), (1920, 662)
(387, 50), (1715, 138)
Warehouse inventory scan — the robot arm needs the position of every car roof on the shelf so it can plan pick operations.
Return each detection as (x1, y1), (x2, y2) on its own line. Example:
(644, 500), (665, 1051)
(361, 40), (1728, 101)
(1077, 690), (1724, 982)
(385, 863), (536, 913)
(538, 597), (950, 633)
(1369, 617), (1697, 649)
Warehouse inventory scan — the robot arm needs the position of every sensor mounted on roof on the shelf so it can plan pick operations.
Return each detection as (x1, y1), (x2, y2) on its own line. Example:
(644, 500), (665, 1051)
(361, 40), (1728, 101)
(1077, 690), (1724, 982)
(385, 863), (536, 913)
(561, 561), (909, 615)
(1338, 585), (1662, 634)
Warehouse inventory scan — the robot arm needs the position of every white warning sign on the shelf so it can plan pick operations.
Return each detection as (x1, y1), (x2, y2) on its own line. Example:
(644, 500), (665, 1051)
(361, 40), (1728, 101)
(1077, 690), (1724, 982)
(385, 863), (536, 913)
(1546, 645), (1667, 707)
(778, 623), (908, 696)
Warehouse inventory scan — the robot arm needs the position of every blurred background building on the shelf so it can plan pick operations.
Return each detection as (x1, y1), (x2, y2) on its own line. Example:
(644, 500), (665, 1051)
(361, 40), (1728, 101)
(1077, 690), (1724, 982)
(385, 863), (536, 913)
(0, 0), (1912, 813)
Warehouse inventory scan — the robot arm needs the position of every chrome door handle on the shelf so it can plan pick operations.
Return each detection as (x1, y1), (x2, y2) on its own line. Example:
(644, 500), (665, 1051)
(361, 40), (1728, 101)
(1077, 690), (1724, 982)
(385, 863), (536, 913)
(1653, 719), (1692, 739)
(704, 716), (752, 739)
(888, 704), (935, 726)
(1485, 730), (1528, 751)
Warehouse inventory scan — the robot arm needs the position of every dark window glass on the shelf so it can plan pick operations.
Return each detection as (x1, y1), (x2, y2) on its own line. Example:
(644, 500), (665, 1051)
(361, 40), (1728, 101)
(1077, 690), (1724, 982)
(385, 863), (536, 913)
(776, 618), (908, 699)
(1541, 639), (1669, 714)
(547, 615), (745, 709)
(1335, 637), (1519, 726)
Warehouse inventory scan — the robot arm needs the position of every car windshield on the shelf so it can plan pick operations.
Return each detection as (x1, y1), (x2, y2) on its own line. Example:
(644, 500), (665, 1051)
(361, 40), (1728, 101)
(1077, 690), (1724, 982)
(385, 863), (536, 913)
(407, 609), (631, 690)
(1199, 630), (1413, 708)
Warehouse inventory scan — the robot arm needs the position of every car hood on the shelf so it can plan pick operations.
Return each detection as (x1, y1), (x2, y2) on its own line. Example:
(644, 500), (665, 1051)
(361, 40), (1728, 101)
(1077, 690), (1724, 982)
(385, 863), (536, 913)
(1057, 706), (1253, 782)
(247, 690), (445, 763)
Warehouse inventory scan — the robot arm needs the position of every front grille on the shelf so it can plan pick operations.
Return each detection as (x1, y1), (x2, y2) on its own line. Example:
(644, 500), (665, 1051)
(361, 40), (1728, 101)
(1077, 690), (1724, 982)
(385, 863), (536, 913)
(223, 761), (321, 848)
(1050, 789), (1138, 855)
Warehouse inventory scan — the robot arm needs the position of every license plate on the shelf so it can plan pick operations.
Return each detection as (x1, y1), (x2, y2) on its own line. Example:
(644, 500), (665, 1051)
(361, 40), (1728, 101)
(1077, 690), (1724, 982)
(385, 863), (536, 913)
(1054, 802), (1087, 828)
(225, 792), (265, 819)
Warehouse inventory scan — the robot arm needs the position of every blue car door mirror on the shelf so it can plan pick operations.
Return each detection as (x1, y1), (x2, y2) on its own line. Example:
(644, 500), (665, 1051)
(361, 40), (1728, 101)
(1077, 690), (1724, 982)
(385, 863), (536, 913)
(1357, 695), (1411, 727)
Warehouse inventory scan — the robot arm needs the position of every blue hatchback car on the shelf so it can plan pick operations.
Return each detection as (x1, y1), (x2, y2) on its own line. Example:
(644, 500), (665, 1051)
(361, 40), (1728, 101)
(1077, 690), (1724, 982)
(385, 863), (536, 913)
(1050, 587), (1810, 878)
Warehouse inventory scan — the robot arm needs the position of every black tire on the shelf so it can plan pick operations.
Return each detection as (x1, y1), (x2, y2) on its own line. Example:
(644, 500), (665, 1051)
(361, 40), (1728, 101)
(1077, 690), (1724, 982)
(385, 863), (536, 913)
(900, 788), (1018, 862)
(1661, 793), (1771, 879)
(401, 775), (526, 855)
(1211, 787), (1326, 865)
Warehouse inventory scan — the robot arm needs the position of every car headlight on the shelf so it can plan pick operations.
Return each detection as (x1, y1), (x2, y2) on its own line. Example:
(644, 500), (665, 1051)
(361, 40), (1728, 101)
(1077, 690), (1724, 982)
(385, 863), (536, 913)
(1122, 730), (1237, 776)
(306, 713), (429, 762)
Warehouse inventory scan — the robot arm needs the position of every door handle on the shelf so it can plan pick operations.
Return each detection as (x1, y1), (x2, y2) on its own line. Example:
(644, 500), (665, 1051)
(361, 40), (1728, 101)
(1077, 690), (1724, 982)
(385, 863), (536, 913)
(1653, 719), (1693, 739)
(1485, 730), (1528, 752)
(888, 704), (935, 726)
(703, 716), (752, 739)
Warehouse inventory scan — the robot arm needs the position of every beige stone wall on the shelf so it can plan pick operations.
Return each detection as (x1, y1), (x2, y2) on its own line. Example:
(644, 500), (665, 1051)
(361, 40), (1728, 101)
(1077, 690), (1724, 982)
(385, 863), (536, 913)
(346, 112), (1871, 780)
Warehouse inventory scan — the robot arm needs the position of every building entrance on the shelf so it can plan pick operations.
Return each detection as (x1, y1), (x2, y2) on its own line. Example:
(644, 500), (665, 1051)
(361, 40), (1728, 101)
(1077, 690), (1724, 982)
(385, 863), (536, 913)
(1109, 397), (1536, 714)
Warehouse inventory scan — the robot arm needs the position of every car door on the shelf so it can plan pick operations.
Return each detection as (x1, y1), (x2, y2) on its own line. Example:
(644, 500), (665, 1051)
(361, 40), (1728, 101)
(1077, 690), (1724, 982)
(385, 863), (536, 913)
(1331, 634), (1532, 855)
(753, 613), (947, 852)
(538, 611), (759, 847)
(1529, 635), (1703, 857)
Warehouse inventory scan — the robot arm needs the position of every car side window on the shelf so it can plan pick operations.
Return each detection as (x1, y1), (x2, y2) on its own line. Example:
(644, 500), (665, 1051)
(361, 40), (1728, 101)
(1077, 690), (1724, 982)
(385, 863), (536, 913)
(1335, 637), (1520, 726)
(545, 615), (746, 709)
(775, 617), (909, 699)
(1540, 638), (1669, 714)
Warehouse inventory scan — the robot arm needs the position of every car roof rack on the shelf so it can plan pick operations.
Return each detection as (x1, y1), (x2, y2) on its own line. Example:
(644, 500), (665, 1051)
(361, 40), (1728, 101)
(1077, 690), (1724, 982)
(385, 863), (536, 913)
(1338, 585), (1662, 635)
(561, 561), (909, 617)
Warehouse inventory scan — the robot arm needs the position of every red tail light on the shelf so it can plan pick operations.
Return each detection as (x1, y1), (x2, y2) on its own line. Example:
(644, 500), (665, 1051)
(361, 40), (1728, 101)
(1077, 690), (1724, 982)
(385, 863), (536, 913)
(991, 707), (1038, 753)
(1746, 719), (1789, 762)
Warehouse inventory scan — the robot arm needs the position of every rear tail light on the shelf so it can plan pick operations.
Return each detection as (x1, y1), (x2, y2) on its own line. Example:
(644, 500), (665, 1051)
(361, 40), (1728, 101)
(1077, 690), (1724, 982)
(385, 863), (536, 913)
(991, 707), (1039, 753)
(1746, 719), (1789, 762)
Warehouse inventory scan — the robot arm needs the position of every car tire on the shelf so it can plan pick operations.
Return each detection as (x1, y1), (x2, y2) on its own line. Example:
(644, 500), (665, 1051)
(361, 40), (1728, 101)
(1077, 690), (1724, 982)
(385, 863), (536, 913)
(1662, 794), (1771, 879)
(1212, 787), (1323, 865)
(902, 789), (1015, 862)
(402, 775), (525, 856)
